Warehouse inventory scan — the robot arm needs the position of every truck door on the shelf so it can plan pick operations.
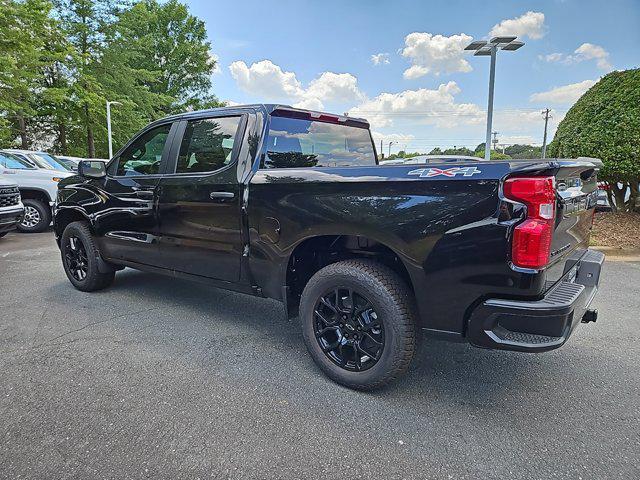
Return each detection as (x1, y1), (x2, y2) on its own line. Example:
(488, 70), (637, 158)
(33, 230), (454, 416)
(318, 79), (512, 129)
(155, 115), (246, 282)
(98, 122), (176, 267)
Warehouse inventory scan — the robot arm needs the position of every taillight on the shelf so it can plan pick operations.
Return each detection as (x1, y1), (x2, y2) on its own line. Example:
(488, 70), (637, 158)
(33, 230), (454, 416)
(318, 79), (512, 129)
(503, 176), (556, 269)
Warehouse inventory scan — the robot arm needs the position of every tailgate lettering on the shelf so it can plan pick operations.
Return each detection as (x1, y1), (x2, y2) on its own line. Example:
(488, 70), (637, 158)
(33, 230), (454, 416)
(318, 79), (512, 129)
(408, 166), (481, 178)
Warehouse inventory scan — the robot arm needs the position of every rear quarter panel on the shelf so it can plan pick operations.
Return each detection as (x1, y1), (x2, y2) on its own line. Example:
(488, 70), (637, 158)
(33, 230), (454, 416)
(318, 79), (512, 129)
(247, 163), (547, 336)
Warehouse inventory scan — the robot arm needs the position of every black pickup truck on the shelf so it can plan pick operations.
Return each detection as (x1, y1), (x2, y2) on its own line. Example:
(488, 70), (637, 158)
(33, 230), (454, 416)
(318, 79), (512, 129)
(54, 104), (604, 390)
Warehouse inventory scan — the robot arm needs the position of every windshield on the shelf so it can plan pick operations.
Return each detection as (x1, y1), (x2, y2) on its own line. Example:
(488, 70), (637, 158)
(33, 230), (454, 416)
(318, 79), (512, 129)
(31, 153), (71, 171)
(0, 152), (36, 169)
(263, 116), (376, 168)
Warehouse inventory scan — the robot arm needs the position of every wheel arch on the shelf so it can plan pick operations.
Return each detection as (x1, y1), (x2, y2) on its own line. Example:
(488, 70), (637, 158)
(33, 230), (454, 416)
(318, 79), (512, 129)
(18, 187), (51, 204)
(282, 233), (416, 318)
(54, 207), (92, 244)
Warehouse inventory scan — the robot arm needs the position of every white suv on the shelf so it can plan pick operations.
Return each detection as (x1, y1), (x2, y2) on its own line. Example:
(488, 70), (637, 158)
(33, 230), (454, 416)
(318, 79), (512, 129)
(0, 151), (73, 232)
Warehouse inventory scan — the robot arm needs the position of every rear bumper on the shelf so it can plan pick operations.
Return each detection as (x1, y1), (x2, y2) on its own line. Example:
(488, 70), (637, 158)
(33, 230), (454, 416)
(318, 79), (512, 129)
(467, 249), (604, 352)
(0, 205), (24, 233)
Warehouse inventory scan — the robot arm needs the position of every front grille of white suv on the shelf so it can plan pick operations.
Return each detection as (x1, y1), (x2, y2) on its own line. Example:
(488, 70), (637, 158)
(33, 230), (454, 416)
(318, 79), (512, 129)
(0, 187), (20, 207)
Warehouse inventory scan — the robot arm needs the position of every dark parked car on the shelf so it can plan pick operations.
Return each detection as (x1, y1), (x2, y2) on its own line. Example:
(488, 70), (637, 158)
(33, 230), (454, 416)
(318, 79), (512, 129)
(53, 104), (604, 390)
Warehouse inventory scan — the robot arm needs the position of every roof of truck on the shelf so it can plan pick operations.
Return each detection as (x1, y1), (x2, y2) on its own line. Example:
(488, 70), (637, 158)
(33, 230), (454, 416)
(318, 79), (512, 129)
(159, 104), (369, 127)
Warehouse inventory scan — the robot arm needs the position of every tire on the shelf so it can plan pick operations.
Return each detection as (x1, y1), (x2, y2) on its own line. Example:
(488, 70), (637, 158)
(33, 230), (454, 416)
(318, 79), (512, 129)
(61, 221), (115, 292)
(300, 259), (416, 390)
(18, 199), (51, 233)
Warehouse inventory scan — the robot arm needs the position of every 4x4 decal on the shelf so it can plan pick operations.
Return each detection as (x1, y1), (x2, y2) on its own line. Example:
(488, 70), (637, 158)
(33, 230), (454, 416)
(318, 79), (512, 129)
(407, 166), (481, 178)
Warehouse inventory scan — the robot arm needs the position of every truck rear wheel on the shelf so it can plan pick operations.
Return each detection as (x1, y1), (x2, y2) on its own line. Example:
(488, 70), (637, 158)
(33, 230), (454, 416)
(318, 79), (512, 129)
(300, 259), (416, 390)
(61, 221), (115, 292)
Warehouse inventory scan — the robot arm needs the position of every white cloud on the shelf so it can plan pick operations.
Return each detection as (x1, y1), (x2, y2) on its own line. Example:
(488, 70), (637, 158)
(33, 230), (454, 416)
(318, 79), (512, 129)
(229, 60), (364, 110)
(498, 135), (538, 145)
(575, 43), (612, 70)
(305, 72), (365, 105)
(349, 81), (484, 129)
(371, 53), (390, 65)
(529, 80), (596, 104)
(209, 52), (221, 75)
(540, 43), (611, 70)
(400, 32), (473, 78)
(490, 11), (546, 40)
(229, 60), (303, 100)
(540, 52), (564, 63)
(371, 131), (415, 148)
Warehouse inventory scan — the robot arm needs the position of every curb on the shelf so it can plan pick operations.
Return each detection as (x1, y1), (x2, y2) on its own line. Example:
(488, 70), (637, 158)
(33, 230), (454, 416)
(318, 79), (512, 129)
(591, 246), (640, 262)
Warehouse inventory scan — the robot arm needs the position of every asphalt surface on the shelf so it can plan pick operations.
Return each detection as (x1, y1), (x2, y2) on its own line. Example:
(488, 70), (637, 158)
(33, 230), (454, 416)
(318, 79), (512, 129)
(1, 231), (639, 480)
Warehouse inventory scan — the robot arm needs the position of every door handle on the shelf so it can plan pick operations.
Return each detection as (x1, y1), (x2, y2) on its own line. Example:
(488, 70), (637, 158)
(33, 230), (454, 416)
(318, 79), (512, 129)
(134, 190), (155, 199)
(209, 191), (235, 200)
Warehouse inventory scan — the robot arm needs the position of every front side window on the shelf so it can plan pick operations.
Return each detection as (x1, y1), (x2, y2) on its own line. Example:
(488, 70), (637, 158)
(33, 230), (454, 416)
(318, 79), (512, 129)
(176, 116), (241, 174)
(263, 116), (376, 169)
(116, 124), (171, 176)
(0, 153), (35, 169)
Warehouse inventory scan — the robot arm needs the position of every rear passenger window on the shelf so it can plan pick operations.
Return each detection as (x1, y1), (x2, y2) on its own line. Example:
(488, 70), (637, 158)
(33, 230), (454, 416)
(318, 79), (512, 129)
(176, 117), (241, 174)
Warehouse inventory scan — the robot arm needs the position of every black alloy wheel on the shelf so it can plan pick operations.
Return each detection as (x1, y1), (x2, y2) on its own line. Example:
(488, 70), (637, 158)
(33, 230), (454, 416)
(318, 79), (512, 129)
(60, 221), (115, 291)
(300, 259), (416, 390)
(313, 287), (385, 371)
(63, 235), (89, 282)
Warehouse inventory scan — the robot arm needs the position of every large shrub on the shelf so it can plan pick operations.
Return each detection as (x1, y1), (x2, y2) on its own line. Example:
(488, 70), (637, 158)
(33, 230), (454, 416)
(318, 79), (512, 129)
(549, 69), (640, 211)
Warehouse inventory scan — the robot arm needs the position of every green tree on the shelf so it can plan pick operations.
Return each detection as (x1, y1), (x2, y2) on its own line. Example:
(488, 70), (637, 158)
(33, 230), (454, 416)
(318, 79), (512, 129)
(113, 0), (221, 114)
(475, 150), (512, 160)
(0, 0), (61, 148)
(504, 144), (542, 159)
(548, 69), (640, 211)
(443, 146), (474, 156)
(53, 0), (121, 157)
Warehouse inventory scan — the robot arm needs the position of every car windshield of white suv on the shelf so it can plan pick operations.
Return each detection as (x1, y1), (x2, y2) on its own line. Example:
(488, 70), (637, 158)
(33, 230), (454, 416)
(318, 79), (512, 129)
(31, 153), (71, 171)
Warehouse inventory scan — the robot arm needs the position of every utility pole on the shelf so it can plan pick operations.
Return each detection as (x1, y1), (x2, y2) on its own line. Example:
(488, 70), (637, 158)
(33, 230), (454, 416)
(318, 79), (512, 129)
(388, 141), (396, 158)
(541, 108), (552, 159)
(380, 139), (383, 159)
(492, 131), (499, 152)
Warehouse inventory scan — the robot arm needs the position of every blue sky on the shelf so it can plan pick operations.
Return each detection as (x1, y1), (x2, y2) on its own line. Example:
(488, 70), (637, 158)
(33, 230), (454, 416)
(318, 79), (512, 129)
(186, 0), (639, 154)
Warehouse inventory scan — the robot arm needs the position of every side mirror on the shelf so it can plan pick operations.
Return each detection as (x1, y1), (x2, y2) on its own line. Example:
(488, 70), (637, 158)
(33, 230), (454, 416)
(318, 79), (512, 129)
(78, 160), (106, 178)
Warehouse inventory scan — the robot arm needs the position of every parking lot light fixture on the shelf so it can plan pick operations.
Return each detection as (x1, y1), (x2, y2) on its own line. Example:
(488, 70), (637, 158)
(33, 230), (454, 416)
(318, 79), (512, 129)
(465, 37), (524, 161)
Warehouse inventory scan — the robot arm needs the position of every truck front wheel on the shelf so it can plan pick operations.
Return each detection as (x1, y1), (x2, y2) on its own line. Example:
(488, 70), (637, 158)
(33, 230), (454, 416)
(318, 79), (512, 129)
(300, 259), (416, 390)
(61, 221), (115, 292)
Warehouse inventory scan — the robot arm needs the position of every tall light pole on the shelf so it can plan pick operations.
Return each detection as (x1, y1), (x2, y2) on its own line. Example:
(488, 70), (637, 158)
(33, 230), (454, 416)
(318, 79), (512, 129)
(106, 100), (122, 159)
(465, 36), (524, 161)
(388, 141), (396, 157)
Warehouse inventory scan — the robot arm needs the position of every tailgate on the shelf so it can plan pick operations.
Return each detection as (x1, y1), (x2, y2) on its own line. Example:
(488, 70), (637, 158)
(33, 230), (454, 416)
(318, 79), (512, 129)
(545, 162), (599, 288)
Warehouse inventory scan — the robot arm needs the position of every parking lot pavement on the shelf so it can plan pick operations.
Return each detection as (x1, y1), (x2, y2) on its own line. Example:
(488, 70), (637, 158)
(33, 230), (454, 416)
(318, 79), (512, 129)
(1, 231), (639, 480)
